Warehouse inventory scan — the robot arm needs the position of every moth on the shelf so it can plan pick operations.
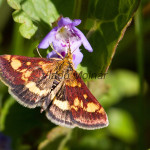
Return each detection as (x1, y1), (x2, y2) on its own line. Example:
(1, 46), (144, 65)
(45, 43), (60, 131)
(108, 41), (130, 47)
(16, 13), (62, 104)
(0, 50), (108, 130)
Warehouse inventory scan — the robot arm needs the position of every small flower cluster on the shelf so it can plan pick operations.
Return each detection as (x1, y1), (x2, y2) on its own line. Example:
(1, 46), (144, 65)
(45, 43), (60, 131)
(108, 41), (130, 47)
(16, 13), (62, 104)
(38, 17), (93, 68)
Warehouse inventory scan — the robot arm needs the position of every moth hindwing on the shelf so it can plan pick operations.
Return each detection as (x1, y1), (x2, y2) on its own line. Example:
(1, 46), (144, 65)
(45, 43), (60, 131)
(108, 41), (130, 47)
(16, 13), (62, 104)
(0, 54), (108, 130)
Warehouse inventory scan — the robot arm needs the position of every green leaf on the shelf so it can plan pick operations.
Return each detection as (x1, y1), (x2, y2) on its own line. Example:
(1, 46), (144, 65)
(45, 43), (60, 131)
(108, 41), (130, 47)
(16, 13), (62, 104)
(0, 81), (7, 94)
(0, 0), (2, 5)
(108, 108), (137, 143)
(97, 69), (140, 107)
(52, 0), (74, 18)
(13, 10), (38, 39)
(78, 129), (111, 150)
(1, 97), (15, 131)
(38, 126), (72, 150)
(7, 0), (22, 9)
(7, 0), (59, 39)
(80, 0), (140, 74)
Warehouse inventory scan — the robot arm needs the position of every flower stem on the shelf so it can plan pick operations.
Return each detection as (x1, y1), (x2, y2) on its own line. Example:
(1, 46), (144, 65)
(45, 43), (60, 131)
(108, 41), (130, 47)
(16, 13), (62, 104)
(135, 4), (145, 150)
(11, 23), (24, 55)
(73, 0), (82, 18)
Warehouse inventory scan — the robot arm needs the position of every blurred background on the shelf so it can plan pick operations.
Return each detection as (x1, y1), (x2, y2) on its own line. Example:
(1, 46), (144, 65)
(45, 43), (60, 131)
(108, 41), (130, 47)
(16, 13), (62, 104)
(0, 0), (150, 150)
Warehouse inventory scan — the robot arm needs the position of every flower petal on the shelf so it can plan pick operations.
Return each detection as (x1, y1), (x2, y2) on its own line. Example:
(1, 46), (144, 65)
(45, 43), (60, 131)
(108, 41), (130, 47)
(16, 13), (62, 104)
(58, 17), (72, 27)
(47, 50), (57, 58)
(47, 49), (66, 59)
(70, 40), (82, 52)
(73, 27), (93, 52)
(52, 40), (68, 53)
(58, 17), (81, 27)
(72, 19), (81, 26)
(38, 27), (58, 49)
(72, 49), (83, 68)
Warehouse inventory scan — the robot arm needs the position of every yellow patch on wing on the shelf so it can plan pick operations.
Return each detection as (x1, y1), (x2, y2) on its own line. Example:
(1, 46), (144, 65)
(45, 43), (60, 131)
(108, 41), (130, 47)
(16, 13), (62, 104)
(21, 70), (32, 82)
(80, 100), (83, 108)
(71, 97), (100, 113)
(15, 68), (32, 82)
(83, 94), (88, 99)
(98, 107), (105, 115)
(38, 61), (54, 74)
(11, 58), (22, 70)
(38, 61), (45, 65)
(74, 97), (80, 106)
(71, 105), (78, 111)
(66, 80), (81, 87)
(20, 69), (27, 72)
(26, 81), (49, 96)
(3, 55), (11, 61)
(78, 82), (81, 87)
(86, 102), (99, 113)
(26, 62), (31, 65)
(71, 97), (84, 111)
(53, 99), (70, 111)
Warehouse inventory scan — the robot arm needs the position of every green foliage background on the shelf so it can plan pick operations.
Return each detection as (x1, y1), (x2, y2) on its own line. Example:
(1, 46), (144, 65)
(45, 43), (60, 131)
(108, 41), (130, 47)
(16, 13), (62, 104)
(0, 0), (150, 150)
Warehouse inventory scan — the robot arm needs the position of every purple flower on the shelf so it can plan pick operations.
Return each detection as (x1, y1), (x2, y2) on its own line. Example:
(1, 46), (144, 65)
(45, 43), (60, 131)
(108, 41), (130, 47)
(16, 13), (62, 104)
(38, 17), (93, 68)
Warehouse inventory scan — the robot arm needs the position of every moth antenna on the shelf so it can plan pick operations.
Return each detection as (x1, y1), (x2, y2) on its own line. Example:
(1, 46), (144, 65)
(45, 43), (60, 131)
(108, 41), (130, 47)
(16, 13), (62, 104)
(68, 40), (77, 55)
(68, 42), (71, 54)
(36, 47), (42, 58)
(71, 48), (78, 55)
(49, 42), (64, 59)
